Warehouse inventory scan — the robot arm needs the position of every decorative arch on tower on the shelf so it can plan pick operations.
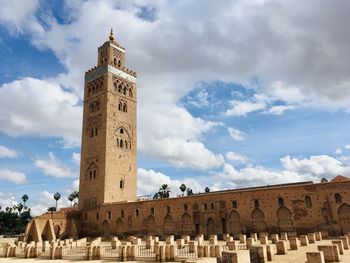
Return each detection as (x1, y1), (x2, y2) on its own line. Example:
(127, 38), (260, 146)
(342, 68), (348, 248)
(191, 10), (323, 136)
(86, 162), (98, 180)
(115, 126), (131, 150)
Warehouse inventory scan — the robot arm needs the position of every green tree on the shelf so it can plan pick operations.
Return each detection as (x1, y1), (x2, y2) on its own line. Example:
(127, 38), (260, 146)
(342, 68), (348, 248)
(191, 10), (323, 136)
(205, 187), (210, 193)
(159, 184), (170, 198)
(21, 194), (29, 207)
(54, 192), (61, 210)
(68, 194), (75, 207)
(47, 207), (57, 212)
(153, 192), (160, 199)
(179, 184), (187, 196)
(187, 188), (193, 196)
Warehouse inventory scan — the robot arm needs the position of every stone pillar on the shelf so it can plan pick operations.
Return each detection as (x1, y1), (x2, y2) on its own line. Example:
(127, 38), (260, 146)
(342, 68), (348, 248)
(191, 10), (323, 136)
(260, 236), (268, 245)
(49, 246), (56, 259)
(308, 233), (316, 244)
(280, 233), (288, 241)
(317, 245), (339, 263)
(203, 245), (209, 257)
(289, 237), (299, 250)
(227, 241), (236, 250)
(209, 235), (218, 245)
(197, 245), (204, 258)
(226, 236), (233, 242)
(159, 245), (165, 262)
(209, 245), (216, 257)
(266, 245), (272, 261)
(166, 235), (175, 245)
(196, 235), (204, 246)
(271, 234), (279, 244)
(189, 241), (197, 253)
(256, 245), (267, 262)
(251, 233), (258, 241)
(121, 246), (127, 262)
(86, 246), (92, 261)
(260, 232), (268, 238)
(276, 240), (287, 255)
(182, 235), (190, 244)
(239, 234), (246, 244)
(315, 232), (322, 241)
(300, 235), (309, 246)
(306, 251), (325, 263)
(246, 238), (255, 248)
(215, 245), (221, 258)
(146, 239), (154, 249)
(331, 240), (344, 255)
(339, 236), (349, 250)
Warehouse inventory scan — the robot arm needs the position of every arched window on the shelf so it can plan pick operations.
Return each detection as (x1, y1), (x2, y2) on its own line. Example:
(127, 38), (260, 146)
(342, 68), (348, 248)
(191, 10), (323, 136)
(136, 209), (139, 217)
(211, 203), (214, 210)
(93, 170), (96, 179)
(204, 204), (208, 211)
(305, 195), (312, 208)
(114, 58), (117, 66)
(90, 129), (94, 137)
(116, 139), (119, 147)
(89, 171), (93, 179)
(120, 179), (124, 189)
(254, 199), (260, 208)
(121, 209), (124, 218)
(125, 140), (128, 149)
(96, 102), (100, 111)
(118, 60), (121, 68)
(118, 84), (122, 93)
(150, 207), (155, 215)
(118, 101), (122, 111)
(120, 128), (124, 134)
(278, 197), (284, 206)
(94, 128), (98, 136)
(96, 212), (99, 220)
(166, 206), (171, 213)
(232, 201), (238, 209)
(335, 193), (342, 204)
(123, 103), (127, 112)
(184, 204), (188, 211)
(123, 87), (127, 95)
(129, 88), (133, 97)
(120, 140), (123, 148)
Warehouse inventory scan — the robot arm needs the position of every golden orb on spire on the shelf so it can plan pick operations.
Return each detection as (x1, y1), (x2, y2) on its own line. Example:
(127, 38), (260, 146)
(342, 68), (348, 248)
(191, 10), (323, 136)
(109, 28), (115, 41)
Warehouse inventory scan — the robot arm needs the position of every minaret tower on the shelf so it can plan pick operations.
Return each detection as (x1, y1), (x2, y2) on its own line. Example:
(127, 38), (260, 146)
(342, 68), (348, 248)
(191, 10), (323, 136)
(79, 30), (137, 210)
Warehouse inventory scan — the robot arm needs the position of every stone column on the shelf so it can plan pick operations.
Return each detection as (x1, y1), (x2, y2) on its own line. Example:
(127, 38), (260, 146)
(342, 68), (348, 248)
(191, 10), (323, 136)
(289, 237), (299, 250)
(276, 240), (287, 255)
(246, 238), (255, 248)
(271, 234), (279, 244)
(280, 233), (288, 241)
(306, 251), (325, 263)
(300, 235), (309, 246)
(308, 233), (316, 244)
(331, 240), (344, 255)
(339, 236), (349, 250)
(260, 236), (268, 245)
(315, 232), (322, 241)
(239, 234), (246, 244)
(251, 233), (258, 241)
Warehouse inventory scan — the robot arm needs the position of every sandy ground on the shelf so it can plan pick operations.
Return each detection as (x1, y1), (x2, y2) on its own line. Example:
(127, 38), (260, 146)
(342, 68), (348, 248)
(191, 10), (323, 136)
(0, 239), (350, 262)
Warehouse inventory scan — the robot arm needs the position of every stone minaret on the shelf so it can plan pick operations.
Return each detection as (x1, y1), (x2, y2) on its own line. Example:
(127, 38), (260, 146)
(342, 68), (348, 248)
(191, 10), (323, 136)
(79, 30), (137, 210)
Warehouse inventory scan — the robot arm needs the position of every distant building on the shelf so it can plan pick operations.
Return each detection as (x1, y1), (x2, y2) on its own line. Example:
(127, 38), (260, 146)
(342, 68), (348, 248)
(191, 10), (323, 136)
(24, 31), (350, 242)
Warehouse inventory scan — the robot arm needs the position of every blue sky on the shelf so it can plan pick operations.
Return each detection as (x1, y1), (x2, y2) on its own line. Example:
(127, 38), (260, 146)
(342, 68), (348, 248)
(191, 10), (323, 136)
(0, 0), (350, 215)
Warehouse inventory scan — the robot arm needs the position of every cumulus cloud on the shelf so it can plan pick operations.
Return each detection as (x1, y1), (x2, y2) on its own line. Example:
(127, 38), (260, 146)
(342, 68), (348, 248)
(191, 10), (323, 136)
(137, 168), (205, 196)
(30, 190), (71, 216)
(72, 152), (81, 165)
(0, 78), (82, 147)
(0, 145), (19, 158)
(225, 100), (266, 117)
(228, 127), (245, 141)
(0, 192), (18, 209)
(226, 151), (247, 164)
(0, 169), (26, 184)
(281, 155), (350, 178)
(34, 152), (78, 178)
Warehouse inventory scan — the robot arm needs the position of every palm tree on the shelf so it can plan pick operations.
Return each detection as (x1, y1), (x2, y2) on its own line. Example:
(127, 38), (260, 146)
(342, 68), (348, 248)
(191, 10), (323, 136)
(159, 184), (171, 198)
(21, 194), (29, 207)
(68, 194), (75, 207)
(187, 188), (193, 196)
(54, 192), (61, 210)
(179, 184), (187, 196)
(205, 187), (210, 193)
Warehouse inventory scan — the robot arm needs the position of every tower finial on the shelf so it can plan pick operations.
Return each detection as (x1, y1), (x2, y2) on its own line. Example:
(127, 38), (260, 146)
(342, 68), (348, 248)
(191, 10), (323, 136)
(109, 28), (115, 41)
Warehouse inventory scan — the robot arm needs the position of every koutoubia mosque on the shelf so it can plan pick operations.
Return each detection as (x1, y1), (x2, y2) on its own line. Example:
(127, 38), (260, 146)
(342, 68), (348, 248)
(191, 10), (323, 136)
(24, 30), (350, 243)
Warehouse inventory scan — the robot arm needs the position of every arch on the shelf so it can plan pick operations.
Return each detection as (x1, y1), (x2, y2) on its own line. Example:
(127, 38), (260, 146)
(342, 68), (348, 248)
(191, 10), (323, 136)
(146, 215), (156, 235)
(338, 203), (350, 234)
(207, 218), (216, 236)
(120, 140), (124, 148)
(181, 213), (192, 235)
(229, 210), (241, 235)
(305, 195), (312, 208)
(102, 219), (110, 237)
(129, 88), (133, 97)
(115, 126), (131, 139)
(278, 197), (284, 206)
(335, 193), (342, 204)
(277, 206), (294, 232)
(116, 218), (123, 236)
(163, 215), (174, 235)
(251, 208), (266, 232)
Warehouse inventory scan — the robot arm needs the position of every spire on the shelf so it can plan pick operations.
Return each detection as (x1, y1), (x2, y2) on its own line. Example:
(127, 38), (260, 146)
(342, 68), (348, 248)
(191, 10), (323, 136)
(109, 28), (115, 41)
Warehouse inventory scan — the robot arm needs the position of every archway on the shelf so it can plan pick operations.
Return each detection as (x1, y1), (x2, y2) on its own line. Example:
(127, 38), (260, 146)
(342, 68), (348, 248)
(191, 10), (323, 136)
(102, 219), (110, 237)
(251, 208), (267, 232)
(229, 210), (241, 235)
(277, 206), (294, 232)
(338, 203), (350, 234)
(54, 225), (61, 239)
(116, 218), (123, 236)
(146, 215), (156, 235)
(207, 218), (216, 236)
(164, 215), (174, 235)
(181, 213), (193, 235)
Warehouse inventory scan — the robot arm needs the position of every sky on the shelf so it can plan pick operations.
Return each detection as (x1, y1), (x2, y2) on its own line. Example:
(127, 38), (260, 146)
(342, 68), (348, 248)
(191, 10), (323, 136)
(0, 0), (350, 216)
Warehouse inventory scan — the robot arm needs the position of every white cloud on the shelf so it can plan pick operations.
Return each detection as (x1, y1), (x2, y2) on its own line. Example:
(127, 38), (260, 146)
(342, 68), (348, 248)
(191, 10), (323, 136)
(34, 152), (78, 178)
(137, 168), (204, 197)
(345, 144), (350, 150)
(225, 100), (266, 117)
(0, 78), (82, 147)
(0, 145), (19, 158)
(0, 169), (26, 184)
(228, 127), (245, 141)
(226, 151), (247, 164)
(72, 152), (81, 165)
(336, 148), (342, 155)
(0, 192), (18, 209)
(30, 190), (71, 216)
(281, 155), (350, 178)
(267, 105), (295, 115)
